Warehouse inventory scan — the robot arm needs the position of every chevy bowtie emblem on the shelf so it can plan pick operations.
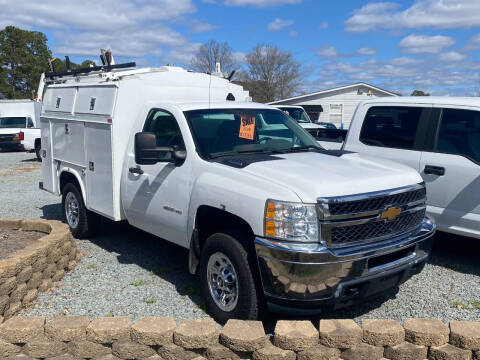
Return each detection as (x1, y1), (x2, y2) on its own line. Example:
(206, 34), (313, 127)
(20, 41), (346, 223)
(380, 206), (402, 221)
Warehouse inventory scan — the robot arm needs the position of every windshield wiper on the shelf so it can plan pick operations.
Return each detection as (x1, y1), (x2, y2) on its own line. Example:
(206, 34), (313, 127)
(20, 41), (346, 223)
(272, 145), (324, 154)
(208, 149), (271, 159)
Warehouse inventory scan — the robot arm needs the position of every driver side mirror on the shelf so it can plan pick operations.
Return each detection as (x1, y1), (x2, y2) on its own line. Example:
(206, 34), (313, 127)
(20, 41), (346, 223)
(135, 132), (186, 166)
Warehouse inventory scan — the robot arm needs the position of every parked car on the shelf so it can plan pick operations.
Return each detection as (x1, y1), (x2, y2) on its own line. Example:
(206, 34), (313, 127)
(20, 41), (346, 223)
(272, 105), (326, 131)
(39, 60), (435, 322)
(20, 128), (42, 160)
(318, 97), (479, 239)
(0, 100), (40, 150)
(318, 121), (337, 129)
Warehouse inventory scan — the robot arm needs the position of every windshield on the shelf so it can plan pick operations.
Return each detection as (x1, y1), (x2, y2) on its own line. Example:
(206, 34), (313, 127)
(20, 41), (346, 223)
(0, 117), (26, 129)
(278, 107), (311, 123)
(184, 108), (322, 159)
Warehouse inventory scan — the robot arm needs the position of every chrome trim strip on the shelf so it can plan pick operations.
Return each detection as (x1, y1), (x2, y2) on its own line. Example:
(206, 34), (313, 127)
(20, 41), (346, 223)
(317, 182), (425, 220)
(368, 251), (416, 273)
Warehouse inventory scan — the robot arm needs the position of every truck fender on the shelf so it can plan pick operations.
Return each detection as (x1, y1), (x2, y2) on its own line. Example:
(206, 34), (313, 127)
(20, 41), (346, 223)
(58, 168), (87, 204)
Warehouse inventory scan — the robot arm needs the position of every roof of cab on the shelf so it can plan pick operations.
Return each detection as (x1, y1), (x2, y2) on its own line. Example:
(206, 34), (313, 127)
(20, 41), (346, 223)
(176, 101), (277, 112)
(361, 96), (480, 107)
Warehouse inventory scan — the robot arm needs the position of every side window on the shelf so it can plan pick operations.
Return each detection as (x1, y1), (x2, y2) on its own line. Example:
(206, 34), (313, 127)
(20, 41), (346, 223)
(436, 108), (480, 163)
(359, 106), (423, 150)
(143, 109), (185, 150)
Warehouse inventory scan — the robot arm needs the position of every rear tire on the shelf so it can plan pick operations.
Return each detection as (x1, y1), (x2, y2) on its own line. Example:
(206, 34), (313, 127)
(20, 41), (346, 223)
(61, 183), (100, 238)
(199, 232), (263, 323)
(35, 142), (42, 162)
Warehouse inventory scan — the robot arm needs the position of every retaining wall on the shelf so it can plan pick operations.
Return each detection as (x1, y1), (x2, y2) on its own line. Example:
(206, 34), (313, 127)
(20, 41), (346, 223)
(0, 219), (80, 321)
(0, 316), (478, 359)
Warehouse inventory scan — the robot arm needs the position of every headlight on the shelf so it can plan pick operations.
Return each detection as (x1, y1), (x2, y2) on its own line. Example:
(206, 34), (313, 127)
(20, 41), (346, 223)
(264, 199), (319, 242)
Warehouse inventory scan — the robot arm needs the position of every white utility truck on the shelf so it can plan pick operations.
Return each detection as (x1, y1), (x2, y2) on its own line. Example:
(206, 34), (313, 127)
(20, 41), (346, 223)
(39, 60), (435, 322)
(272, 105), (326, 131)
(318, 97), (480, 240)
(0, 99), (40, 150)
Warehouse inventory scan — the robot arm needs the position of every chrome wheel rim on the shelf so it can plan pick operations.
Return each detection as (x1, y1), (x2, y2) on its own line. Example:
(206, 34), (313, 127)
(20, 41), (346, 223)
(207, 252), (238, 312)
(65, 192), (80, 229)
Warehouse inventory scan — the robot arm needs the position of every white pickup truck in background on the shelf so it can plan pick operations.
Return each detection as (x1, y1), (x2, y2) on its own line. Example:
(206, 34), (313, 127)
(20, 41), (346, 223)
(0, 100), (40, 151)
(39, 60), (435, 322)
(319, 97), (480, 239)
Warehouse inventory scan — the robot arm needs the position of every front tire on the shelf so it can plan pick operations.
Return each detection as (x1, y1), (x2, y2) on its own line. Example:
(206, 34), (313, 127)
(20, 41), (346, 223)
(199, 232), (263, 323)
(61, 183), (99, 238)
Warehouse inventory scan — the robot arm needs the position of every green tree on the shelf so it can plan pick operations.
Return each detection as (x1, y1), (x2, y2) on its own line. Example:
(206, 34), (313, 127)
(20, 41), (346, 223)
(411, 90), (430, 96)
(0, 26), (51, 99)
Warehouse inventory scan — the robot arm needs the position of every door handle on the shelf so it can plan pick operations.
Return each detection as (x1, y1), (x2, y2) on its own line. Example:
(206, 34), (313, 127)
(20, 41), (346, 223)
(129, 167), (144, 175)
(424, 165), (445, 176)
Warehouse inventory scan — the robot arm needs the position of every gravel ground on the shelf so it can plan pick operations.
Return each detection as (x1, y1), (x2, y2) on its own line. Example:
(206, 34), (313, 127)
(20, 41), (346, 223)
(0, 151), (479, 325)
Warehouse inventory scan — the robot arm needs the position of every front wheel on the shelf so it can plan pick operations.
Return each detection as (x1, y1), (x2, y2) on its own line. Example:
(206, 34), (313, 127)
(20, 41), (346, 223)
(199, 232), (263, 323)
(61, 183), (99, 238)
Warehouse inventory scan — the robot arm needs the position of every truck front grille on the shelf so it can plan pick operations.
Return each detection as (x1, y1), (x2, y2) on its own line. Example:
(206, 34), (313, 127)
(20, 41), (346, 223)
(330, 208), (425, 246)
(328, 187), (426, 216)
(318, 184), (427, 248)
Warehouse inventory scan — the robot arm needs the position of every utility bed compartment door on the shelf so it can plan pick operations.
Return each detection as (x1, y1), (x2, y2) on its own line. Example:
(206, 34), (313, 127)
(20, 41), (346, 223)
(85, 122), (114, 218)
(40, 118), (55, 193)
(74, 86), (116, 117)
(43, 87), (76, 114)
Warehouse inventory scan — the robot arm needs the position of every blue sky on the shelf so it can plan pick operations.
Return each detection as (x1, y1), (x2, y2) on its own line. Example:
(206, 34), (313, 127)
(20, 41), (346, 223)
(1, 0), (479, 96)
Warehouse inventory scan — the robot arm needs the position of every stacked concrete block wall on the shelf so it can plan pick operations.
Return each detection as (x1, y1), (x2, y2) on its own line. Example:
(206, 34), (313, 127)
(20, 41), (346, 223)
(0, 316), (479, 359)
(0, 219), (80, 320)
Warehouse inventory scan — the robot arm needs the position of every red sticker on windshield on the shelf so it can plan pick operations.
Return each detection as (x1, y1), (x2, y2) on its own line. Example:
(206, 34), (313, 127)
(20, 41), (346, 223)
(239, 116), (255, 140)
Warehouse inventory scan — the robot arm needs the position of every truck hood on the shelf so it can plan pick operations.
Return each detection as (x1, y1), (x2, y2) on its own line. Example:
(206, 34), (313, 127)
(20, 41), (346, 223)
(239, 151), (422, 203)
(0, 128), (22, 135)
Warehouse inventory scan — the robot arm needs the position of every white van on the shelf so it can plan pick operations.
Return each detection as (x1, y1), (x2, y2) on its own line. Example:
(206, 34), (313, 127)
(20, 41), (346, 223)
(0, 100), (40, 150)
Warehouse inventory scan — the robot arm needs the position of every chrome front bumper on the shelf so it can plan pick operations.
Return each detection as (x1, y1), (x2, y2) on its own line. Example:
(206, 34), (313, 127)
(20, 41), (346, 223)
(254, 216), (435, 314)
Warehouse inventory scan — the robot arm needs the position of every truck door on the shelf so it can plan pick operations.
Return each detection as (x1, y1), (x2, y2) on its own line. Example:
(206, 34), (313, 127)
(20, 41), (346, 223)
(419, 106), (480, 236)
(122, 108), (192, 247)
(347, 105), (432, 172)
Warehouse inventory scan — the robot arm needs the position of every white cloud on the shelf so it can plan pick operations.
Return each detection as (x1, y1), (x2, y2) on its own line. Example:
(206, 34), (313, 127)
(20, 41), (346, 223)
(312, 54), (479, 96)
(289, 31), (299, 38)
(398, 34), (455, 54)
(439, 51), (466, 62)
(318, 22), (328, 30)
(356, 47), (377, 55)
(0, 0), (200, 66)
(346, 0), (480, 32)
(465, 34), (480, 51)
(221, 0), (301, 6)
(189, 20), (217, 33)
(316, 46), (339, 58)
(267, 18), (294, 31)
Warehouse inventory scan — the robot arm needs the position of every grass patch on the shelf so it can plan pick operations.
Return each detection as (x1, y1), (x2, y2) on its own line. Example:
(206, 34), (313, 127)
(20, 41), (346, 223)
(144, 297), (157, 304)
(87, 264), (97, 270)
(130, 280), (146, 287)
(452, 300), (480, 310)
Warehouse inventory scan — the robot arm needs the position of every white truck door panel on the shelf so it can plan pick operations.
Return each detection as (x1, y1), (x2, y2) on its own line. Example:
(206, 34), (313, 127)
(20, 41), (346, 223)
(346, 104), (435, 173)
(122, 108), (192, 247)
(52, 120), (85, 166)
(420, 152), (480, 236)
(85, 122), (114, 218)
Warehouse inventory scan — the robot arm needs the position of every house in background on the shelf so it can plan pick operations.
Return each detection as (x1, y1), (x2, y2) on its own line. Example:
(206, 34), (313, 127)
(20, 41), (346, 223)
(269, 83), (398, 129)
